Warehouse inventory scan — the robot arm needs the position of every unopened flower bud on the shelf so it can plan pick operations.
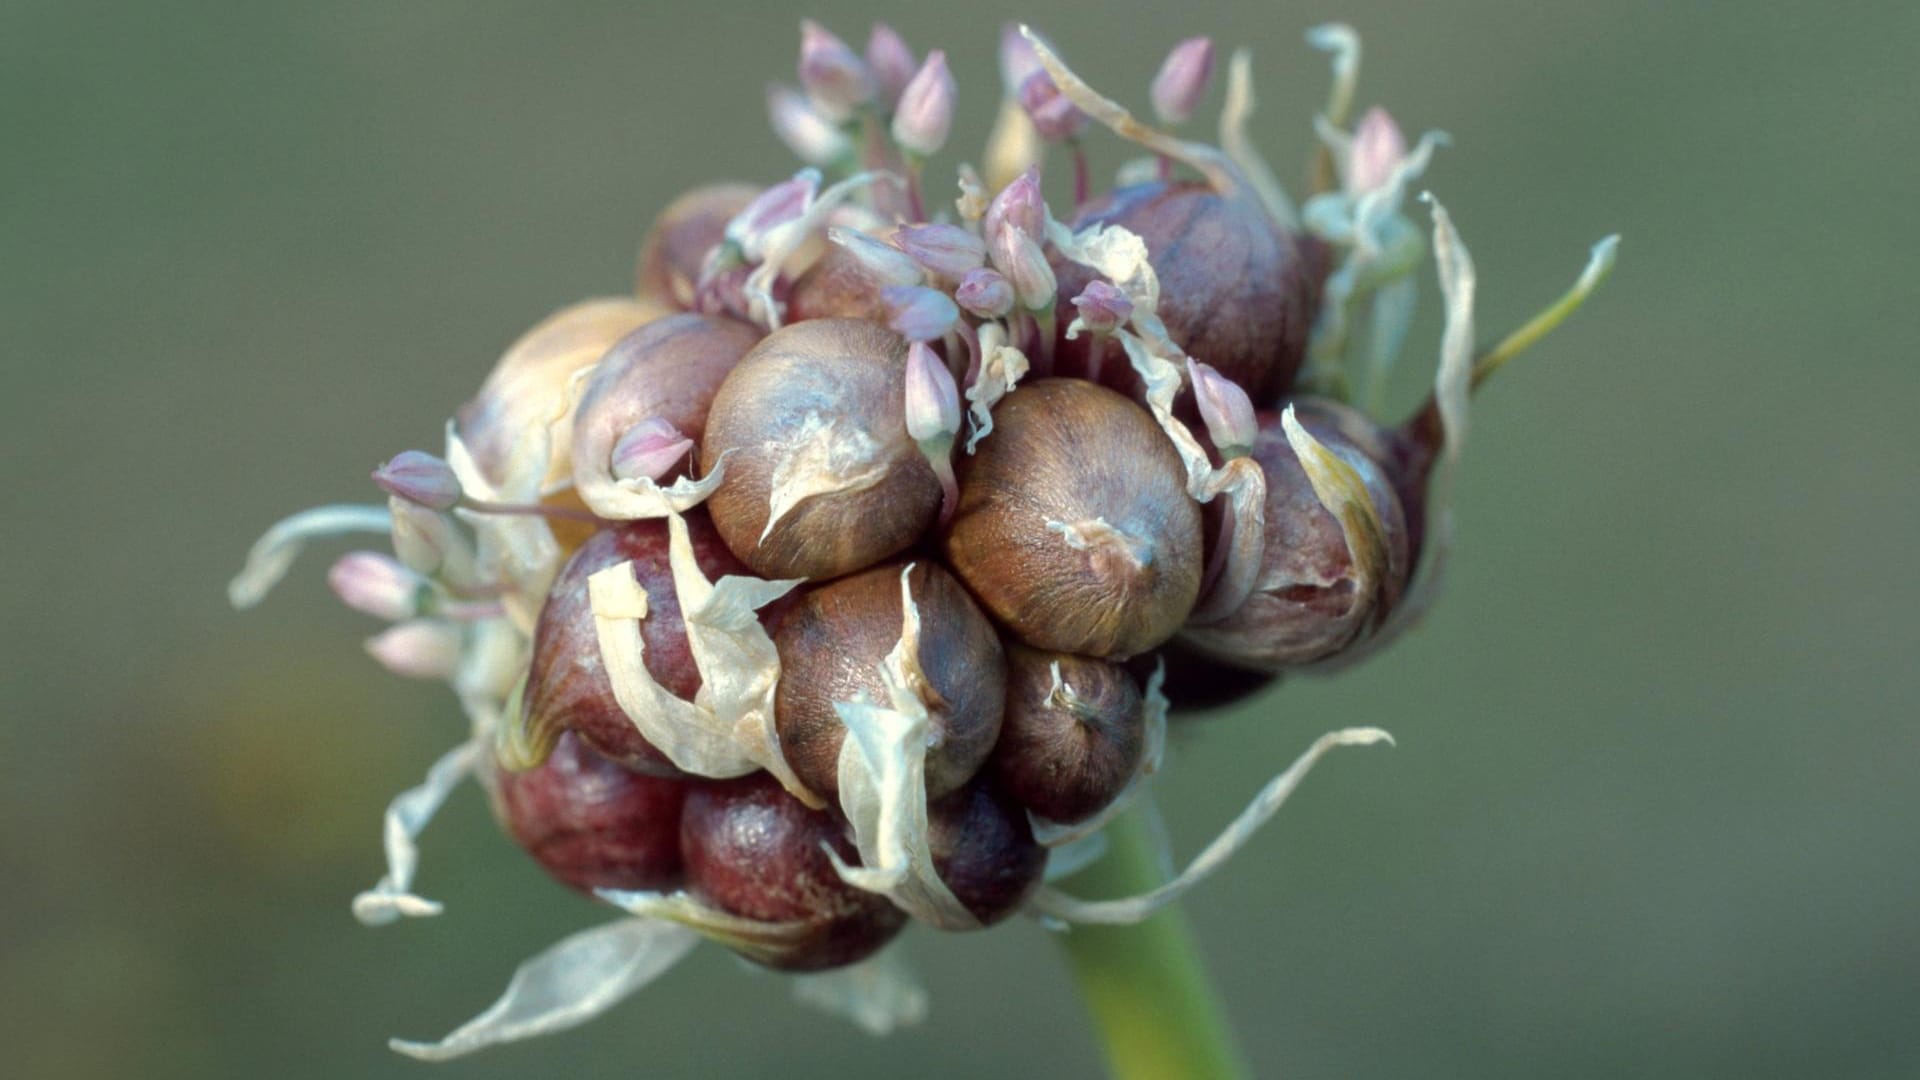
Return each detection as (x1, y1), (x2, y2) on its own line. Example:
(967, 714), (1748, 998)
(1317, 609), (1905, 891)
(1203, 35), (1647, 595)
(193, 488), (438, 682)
(1149, 37), (1215, 125)
(1348, 106), (1408, 197)
(865, 23), (917, 111)
(893, 223), (986, 280)
(724, 171), (818, 258)
(797, 19), (872, 122)
(365, 619), (463, 680)
(609, 417), (695, 482)
(1070, 279), (1133, 334)
(990, 225), (1056, 311)
(954, 268), (1015, 319)
(1018, 70), (1087, 142)
(767, 84), (853, 167)
(328, 551), (426, 621)
(1188, 359), (1259, 458)
(982, 166), (1045, 243)
(891, 50), (955, 157)
(372, 450), (461, 511)
(827, 225), (923, 287)
(388, 499), (458, 576)
(880, 285), (960, 341)
(904, 341), (962, 445)
(998, 22), (1047, 93)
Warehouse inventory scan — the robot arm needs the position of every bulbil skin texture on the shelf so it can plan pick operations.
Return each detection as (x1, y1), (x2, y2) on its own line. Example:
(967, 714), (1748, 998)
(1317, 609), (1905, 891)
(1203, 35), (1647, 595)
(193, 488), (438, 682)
(773, 562), (1006, 800)
(991, 644), (1145, 823)
(943, 378), (1204, 660)
(701, 318), (941, 580)
(635, 182), (760, 309)
(680, 773), (907, 971)
(926, 779), (1048, 926)
(570, 313), (763, 489)
(784, 243), (891, 324)
(1052, 182), (1319, 406)
(521, 514), (765, 774)
(494, 731), (689, 894)
(1178, 400), (1412, 672)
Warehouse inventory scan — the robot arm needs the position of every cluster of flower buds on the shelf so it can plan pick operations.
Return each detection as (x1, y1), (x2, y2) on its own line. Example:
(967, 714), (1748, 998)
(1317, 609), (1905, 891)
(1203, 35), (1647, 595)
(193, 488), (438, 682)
(232, 18), (1616, 1061)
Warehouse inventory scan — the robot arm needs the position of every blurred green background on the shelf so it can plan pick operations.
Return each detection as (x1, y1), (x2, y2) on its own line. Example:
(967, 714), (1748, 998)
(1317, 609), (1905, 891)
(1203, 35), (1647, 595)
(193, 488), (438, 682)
(5, 1), (1916, 1076)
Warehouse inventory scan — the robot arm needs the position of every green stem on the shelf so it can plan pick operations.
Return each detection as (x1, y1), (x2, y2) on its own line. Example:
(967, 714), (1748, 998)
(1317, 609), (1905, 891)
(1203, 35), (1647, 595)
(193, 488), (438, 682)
(1055, 808), (1251, 1080)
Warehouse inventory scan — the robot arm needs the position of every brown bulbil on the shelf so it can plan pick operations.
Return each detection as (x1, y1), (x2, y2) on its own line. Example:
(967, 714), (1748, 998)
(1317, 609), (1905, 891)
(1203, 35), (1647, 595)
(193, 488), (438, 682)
(927, 780), (1047, 927)
(1053, 182), (1319, 405)
(1178, 400), (1411, 671)
(635, 182), (759, 309)
(494, 731), (688, 894)
(570, 313), (762, 489)
(681, 774), (906, 971)
(520, 514), (757, 774)
(943, 378), (1204, 659)
(774, 562), (1005, 800)
(991, 645), (1145, 824)
(701, 318), (940, 580)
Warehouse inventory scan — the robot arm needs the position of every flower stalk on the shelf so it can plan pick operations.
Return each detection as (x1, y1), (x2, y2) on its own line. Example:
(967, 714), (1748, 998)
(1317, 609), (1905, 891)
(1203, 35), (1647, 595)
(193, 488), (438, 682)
(1055, 807), (1251, 1080)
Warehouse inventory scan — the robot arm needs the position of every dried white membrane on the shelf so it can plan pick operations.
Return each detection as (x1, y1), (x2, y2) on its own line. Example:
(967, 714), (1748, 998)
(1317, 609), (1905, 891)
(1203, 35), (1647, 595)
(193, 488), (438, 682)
(761, 410), (888, 542)
(445, 422), (561, 636)
(597, 888), (817, 968)
(1281, 405), (1391, 615)
(1030, 726), (1393, 925)
(791, 946), (930, 1035)
(746, 171), (896, 330)
(388, 917), (700, 1062)
(227, 503), (392, 610)
(586, 511), (818, 803)
(830, 567), (979, 930)
(351, 739), (480, 927)
(962, 321), (1030, 452)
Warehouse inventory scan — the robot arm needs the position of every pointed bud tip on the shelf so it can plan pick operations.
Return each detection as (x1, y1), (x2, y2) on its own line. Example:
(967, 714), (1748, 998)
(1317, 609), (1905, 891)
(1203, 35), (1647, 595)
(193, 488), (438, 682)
(893, 223), (986, 279)
(1150, 37), (1216, 125)
(372, 450), (461, 510)
(954, 267), (1015, 319)
(904, 341), (962, 443)
(365, 619), (463, 680)
(865, 23), (917, 110)
(881, 284), (960, 342)
(610, 417), (695, 482)
(328, 551), (425, 621)
(1189, 359), (1257, 457)
(891, 50), (956, 157)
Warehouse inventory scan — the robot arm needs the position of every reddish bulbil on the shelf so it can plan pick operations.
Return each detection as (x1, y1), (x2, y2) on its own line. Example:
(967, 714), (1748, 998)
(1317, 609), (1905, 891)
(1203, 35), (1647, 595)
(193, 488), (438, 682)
(1053, 182), (1321, 406)
(494, 731), (688, 894)
(681, 774), (906, 971)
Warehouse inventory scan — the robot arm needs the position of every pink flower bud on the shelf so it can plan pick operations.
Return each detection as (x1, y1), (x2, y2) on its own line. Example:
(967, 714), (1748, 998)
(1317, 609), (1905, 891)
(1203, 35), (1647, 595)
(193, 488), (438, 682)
(1071, 279), (1133, 334)
(725, 171), (818, 256)
(865, 23), (917, 112)
(1018, 70), (1089, 142)
(954, 267), (1015, 319)
(328, 551), (426, 621)
(999, 23), (1048, 94)
(826, 225), (924, 286)
(903, 341), (961, 444)
(893, 223), (986, 279)
(610, 417), (695, 482)
(1150, 37), (1215, 125)
(982, 166), (1046, 244)
(880, 285), (960, 342)
(797, 19), (872, 122)
(767, 83), (853, 167)
(371, 450), (461, 511)
(891, 50), (956, 157)
(1348, 106), (1409, 197)
(1188, 359), (1258, 458)
(365, 619), (463, 680)
(989, 224), (1056, 311)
